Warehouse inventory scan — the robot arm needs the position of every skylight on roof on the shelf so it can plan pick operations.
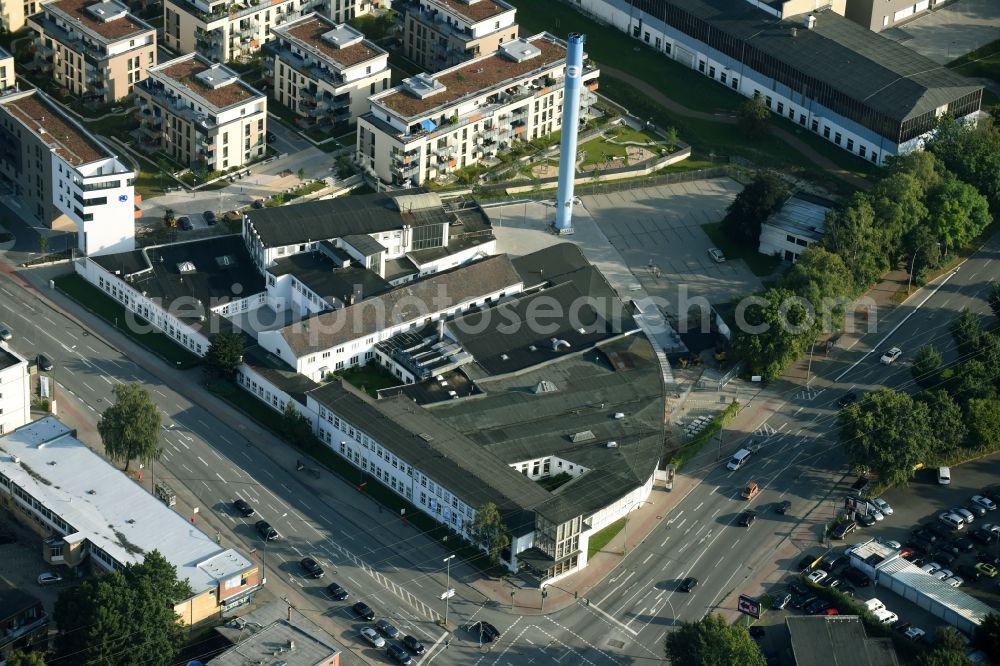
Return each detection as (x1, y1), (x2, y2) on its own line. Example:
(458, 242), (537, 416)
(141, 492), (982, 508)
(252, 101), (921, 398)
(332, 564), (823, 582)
(177, 261), (196, 274)
(85, 0), (128, 23)
(321, 24), (364, 49)
(195, 64), (238, 90)
(499, 39), (541, 63)
(402, 73), (446, 99)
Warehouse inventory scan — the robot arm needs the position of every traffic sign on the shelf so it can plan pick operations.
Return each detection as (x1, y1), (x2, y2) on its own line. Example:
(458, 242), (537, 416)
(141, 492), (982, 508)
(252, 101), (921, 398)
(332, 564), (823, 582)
(737, 594), (761, 619)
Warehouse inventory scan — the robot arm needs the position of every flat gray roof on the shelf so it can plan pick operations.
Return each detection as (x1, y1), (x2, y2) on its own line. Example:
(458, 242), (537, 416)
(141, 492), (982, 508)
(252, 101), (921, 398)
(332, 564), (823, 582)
(211, 600), (341, 665)
(787, 615), (899, 666)
(0, 417), (253, 594)
(0, 346), (25, 371)
(764, 194), (831, 239)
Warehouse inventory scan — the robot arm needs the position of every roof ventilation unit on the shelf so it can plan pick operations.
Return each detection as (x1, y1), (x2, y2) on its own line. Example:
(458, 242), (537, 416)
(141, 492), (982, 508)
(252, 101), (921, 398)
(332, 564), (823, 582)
(805, 14), (816, 29)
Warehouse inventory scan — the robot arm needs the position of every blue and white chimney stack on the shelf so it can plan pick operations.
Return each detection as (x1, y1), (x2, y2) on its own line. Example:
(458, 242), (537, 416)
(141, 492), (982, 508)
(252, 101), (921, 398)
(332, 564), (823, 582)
(554, 33), (585, 235)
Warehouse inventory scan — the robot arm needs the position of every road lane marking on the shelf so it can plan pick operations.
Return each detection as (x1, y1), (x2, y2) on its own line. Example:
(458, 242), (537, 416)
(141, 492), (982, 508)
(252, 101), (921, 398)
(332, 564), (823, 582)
(215, 473), (227, 484)
(197, 456), (209, 466)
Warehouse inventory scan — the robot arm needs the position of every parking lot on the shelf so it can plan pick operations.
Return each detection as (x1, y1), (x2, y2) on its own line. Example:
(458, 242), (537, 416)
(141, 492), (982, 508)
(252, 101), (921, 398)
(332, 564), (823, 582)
(749, 455), (1000, 664)
(0, 515), (67, 610)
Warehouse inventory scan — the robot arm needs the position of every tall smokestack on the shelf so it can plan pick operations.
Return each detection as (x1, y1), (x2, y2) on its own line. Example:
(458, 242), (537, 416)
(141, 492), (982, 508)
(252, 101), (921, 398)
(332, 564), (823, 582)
(555, 33), (585, 235)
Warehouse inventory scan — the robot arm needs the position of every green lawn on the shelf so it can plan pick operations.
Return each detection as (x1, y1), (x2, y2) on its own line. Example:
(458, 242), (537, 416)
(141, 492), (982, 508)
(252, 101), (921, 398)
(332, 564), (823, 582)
(948, 39), (1000, 80)
(588, 517), (627, 558)
(83, 112), (138, 138)
(333, 364), (402, 397)
(579, 136), (628, 165)
(610, 125), (664, 144)
(54, 274), (201, 369)
(702, 222), (781, 277)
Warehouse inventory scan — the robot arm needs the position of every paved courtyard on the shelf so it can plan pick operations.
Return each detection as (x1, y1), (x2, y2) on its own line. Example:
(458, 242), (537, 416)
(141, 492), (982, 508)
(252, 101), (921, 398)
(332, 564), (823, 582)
(580, 179), (763, 319)
(883, 0), (1000, 64)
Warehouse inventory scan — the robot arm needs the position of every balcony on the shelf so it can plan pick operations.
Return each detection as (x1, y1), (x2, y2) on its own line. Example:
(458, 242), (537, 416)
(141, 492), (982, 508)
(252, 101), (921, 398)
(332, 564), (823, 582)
(391, 161), (418, 177)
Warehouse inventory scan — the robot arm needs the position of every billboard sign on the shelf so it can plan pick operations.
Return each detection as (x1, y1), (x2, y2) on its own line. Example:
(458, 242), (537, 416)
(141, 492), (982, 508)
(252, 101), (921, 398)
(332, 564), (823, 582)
(845, 495), (870, 515)
(737, 594), (761, 619)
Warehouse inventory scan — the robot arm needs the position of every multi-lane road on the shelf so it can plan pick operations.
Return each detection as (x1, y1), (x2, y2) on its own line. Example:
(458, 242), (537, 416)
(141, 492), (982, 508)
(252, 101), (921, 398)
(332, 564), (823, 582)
(0, 230), (996, 665)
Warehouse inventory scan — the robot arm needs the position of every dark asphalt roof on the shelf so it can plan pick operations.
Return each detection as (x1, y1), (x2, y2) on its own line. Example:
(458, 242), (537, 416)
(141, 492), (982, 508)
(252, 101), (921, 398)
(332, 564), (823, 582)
(341, 234), (386, 257)
(92, 235), (265, 323)
(511, 243), (591, 289)
(384, 257), (419, 282)
(428, 335), (665, 521)
(447, 280), (634, 375)
(787, 615), (900, 666)
(246, 190), (446, 248)
(307, 380), (554, 518)
(0, 584), (42, 620)
(277, 255), (522, 355)
(632, 0), (981, 122)
(241, 345), (320, 405)
(268, 253), (391, 306)
(0, 347), (23, 371)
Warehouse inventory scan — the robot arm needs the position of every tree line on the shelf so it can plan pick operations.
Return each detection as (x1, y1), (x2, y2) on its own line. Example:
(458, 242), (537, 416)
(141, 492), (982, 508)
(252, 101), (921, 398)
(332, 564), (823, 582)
(839, 307), (1000, 487)
(726, 117), (999, 380)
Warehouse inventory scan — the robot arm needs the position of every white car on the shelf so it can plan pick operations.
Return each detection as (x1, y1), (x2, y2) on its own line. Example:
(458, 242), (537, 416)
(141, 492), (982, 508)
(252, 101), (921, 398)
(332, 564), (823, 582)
(905, 627), (926, 641)
(871, 498), (893, 516)
(933, 568), (953, 581)
(972, 495), (997, 511)
(882, 539), (901, 549)
(0, 328), (11, 342)
(880, 347), (902, 364)
(360, 626), (385, 648)
(37, 572), (62, 585)
(807, 569), (828, 584)
(707, 247), (726, 263)
(985, 524), (1000, 535)
(921, 562), (942, 574)
(945, 575), (964, 588)
(869, 507), (885, 522)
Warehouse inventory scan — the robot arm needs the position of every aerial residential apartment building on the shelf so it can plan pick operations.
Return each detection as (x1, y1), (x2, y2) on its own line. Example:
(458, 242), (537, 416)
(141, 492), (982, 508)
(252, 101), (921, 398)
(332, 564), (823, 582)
(0, 48), (14, 93)
(357, 32), (600, 186)
(265, 14), (390, 131)
(0, 346), (29, 436)
(29, 0), (156, 104)
(136, 54), (267, 170)
(0, 90), (136, 256)
(1, 0), (40, 33)
(0, 417), (263, 624)
(575, 0), (982, 165)
(399, 0), (519, 72)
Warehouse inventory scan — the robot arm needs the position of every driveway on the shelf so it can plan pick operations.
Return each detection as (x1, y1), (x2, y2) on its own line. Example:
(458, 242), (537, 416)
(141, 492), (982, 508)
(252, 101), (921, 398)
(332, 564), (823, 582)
(883, 0), (1000, 63)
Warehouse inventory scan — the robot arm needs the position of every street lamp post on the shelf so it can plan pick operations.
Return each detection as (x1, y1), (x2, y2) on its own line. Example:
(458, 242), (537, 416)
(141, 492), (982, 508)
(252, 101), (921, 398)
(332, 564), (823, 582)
(443, 554), (455, 627)
(622, 500), (653, 556)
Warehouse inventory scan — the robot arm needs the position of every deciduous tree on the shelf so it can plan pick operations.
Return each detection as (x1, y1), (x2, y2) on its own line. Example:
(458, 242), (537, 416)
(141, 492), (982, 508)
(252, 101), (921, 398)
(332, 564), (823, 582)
(97, 383), (161, 472)
(6, 650), (47, 666)
(951, 308), (983, 356)
(53, 552), (190, 666)
(988, 282), (1000, 319)
(736, 93), (770, 139)
(467, 502), (509, 564)
(664, 613), (765, 666)
(911, 345), (943, 388)
(966, 398), (1000, 453)
(840, 390), (933, 487)
(731, 287), (813, 381)
(720, 172), (788, 245)
(822, 193), (886, 288)
(916, 389), (967, 457)
(926, 174), (992, 254)
(781, 246), (855, 331)
(973, 612), (1000, 663)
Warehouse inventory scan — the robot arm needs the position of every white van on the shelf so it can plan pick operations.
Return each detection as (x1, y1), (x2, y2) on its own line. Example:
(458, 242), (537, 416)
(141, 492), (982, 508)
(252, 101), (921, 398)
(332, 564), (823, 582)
(874, 608), (898, 625)
(726, 448), (753, 471)
(863, 598), (885, 613)
(938, 467), (951, 485)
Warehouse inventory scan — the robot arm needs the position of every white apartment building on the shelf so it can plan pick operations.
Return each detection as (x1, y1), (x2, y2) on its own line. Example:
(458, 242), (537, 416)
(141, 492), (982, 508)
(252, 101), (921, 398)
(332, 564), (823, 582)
(163, 0), (383, 64)
(0, 347), (30, 436)
(136, 54), (267, 170)
(399, 0), (519, 72)
(357, 32), (600, 186)
(256, 254), (523, 381)
(0, 48), (15, 93)
(0, 0), (40, 33)
(265, 14), (390, 131)
(0, 90), (135, 256)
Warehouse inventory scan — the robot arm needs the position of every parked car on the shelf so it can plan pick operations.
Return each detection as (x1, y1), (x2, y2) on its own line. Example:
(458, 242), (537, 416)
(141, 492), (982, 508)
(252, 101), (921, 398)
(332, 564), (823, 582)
(837, 392), (858, 408)
(737, 510), (757, 527)
(376, 619), (400, 639)
(807, 569), (828, 584)
(905, 627), (926, 641)
(871, 498), (893, 516)
(880, 347), (902, 364)
(300, 557), (324, 579)
(858, 513), (877, 528)
(939, 512), (965, 530)
(774, 500), (792, 515)
(679, 576), (698, 592)
(741, 482), (759, 500)
(178, 216), (193, 231)
(353, 602), (375, 621)
(255, 520), (279, 540)
(402, 635), (426, 655)
(749, 626), (766, 639)
(945, 575), (964, 588)
(203, 210), (217, 226)
(360, 626), (385, 648)
(771, 593), (792, 610)
(932, 568), (953, 581)
(964, 503), (988, 518)
(806, 599), (832, 615)
(790, 581), (809, 597)
(957, 565), (982, 582)
(232, 498), (255, 517)
(934, 551), (957, 567)
(825, 577), (841, 589)
(971, 528), (996, 546)
(37, 572), (62, 585)
(831, 521), (857, 539)
(892, 620), (911, 632)
(0, 328), (11, 341)
(972, 495), (997, 511)
(252, 199), (264, 209)
(797, 555), (817, 571)
(913, 527), (939, 543)
(387, 644), (412, 665)
(920, 562), (942, 574)
(266, 131), (277, 143)
(950, 507), (975, 524)
(327, 583), (348, 600)
(37, 354), (54, 372)
(844, 568), (871, 587)
(952, 536), (975, 552)
(975, 562), (999, 578)
(938, 467), (951, 485)
(707, 247), (726, 263)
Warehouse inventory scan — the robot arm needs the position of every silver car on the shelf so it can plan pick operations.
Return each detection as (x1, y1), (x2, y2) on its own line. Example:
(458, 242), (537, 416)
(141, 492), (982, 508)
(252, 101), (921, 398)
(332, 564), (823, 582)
(871, 498), (893, 516)
(0, 328), (11, 341)
(950, 507), (975, 524)
(361, 626), (385, 648)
